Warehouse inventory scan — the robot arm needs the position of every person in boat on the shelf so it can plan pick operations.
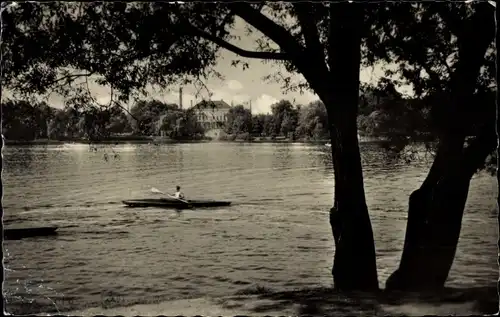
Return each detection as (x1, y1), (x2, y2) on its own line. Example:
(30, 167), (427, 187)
(173, 186), (185, 200)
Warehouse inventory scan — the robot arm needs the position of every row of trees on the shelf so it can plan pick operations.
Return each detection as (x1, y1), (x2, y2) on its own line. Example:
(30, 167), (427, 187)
(129, 100), (205, 139)
(2, 97), (317, 142)
(1, 99), (205, 141)
(224, 99), (328, 140)
(224, 83), (438, 141)
(4, 87), (421, 142)
(1, 100), (126, 141)
(2, 2), (496, 294)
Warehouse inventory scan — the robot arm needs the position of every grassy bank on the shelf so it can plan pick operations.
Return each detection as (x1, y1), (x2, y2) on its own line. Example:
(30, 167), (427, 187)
(7, 285), (496, 316)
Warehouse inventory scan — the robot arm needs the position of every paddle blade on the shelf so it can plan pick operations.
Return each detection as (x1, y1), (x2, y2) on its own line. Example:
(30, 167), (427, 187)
(151, 187), (164, 195)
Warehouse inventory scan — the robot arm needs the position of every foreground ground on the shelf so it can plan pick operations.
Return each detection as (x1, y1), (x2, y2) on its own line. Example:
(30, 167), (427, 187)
(13, 286), (497, 316)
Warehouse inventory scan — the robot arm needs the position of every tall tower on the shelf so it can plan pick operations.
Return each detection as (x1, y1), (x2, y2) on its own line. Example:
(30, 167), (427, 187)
(179, 87), (183, 109)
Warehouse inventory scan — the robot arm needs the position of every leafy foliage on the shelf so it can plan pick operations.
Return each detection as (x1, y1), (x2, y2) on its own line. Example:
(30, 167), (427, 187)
(3, 2), (494, 144)
(129, 100), (177, 135)
(225, 105), (253, 135)
(363, 2), (496, 135)
(158, 107), (205, 140)
(220, 99), (330, 141)
(270, 100), (299, 138)
(295, 100), (329, 140)
(1, 99), (135, 141)
(2, 2), (232, 102)
(1, 98), (205, 142)
(2, 100), (47, 140)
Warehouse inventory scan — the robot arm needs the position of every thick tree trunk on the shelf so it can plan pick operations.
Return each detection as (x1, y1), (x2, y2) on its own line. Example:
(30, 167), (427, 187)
(328, 113), (379, 290)
(323, 3), (379, 291)
(386, 3), (495, 290)
(386, 127), (496, 290)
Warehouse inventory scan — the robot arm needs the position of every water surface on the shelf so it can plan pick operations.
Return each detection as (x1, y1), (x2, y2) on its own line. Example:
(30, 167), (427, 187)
(3, 142), (497, 312)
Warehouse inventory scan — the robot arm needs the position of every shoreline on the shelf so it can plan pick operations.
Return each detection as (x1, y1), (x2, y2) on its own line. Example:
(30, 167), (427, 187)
(3, 137), (383, 146)
(21, 286), (495, 316)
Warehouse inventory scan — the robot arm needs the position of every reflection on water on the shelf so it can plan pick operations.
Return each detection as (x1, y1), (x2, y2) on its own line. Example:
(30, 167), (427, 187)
(5, 145), (37, 171)
(3, 142), (497, 313)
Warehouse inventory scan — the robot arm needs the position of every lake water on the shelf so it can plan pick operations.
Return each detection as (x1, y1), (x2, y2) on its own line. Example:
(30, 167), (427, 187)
(3, 142), (498, 313)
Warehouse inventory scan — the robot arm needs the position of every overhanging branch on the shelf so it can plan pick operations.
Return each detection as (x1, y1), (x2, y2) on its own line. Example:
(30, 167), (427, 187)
(46, 72), (94, 88)
(293, 3), (328, 69)
(168, 4), (288, 61)
(229, 2), (331, 94)
(293, 4), (322, 55)
(110, 100), (140, 123)
(194, 28), (288, 60)
(228, 3), (305, 59)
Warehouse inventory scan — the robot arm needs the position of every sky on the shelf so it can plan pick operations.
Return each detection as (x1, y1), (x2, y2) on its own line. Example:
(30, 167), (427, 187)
(7, 15), (413, 114)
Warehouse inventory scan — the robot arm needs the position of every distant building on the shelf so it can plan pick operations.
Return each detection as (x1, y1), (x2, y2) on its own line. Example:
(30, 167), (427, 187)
(192, 100), (231, 131)
(153, 100), (232, 138)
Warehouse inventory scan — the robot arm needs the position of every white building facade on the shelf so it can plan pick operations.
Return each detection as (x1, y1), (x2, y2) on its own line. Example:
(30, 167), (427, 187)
(193, 100), (231, 133)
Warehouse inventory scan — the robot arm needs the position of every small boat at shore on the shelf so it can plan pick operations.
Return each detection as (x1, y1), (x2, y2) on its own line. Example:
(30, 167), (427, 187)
(122, 198), (232, 209)
(4, 226), (58, 240)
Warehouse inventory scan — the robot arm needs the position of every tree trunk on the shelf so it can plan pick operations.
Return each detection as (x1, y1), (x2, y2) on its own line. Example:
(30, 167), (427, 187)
(328, 112), (379, 290)
(386, 3), (495, 290)
(323, 2), (379, 291)
(386, 127), (496, 290)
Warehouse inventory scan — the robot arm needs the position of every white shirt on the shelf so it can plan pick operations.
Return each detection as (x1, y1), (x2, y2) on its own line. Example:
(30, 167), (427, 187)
(174, 191), (185, 199)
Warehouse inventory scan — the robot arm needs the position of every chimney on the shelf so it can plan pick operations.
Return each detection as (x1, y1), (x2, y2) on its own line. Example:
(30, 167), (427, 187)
(249, 100), (252, 114)
(179, 87), (183, 109)
(190, 100), (193, 108)
(231, 101), (234, 107)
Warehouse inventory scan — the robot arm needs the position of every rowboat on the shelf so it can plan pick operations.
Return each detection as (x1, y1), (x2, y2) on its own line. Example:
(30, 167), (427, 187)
(4, 226), (58, 240)
(122, 198), (231, 209)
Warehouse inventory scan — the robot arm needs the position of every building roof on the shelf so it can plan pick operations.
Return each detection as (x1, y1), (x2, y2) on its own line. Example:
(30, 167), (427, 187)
(193, 100), (231, 110)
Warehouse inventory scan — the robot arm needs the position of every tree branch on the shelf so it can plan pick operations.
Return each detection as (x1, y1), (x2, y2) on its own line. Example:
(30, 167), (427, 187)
(293, 4), (326, 59)
(46, 72), (95, 88)
(293, 3), (331, 76)
(228, 3), (305, 59)
(168, 4), (288, 61)
(193, 77), (213, 100)
(386, 31), (445, 91)
(229, 3), (332, 95)
(193, 27), (288, 60)
(111, 100), (140, 123)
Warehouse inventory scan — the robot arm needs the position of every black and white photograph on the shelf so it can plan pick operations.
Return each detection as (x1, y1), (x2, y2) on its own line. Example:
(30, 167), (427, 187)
(1, 1), (498, 316)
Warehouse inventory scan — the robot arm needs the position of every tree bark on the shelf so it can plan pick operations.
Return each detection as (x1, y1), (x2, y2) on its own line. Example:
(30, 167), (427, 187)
(323, 3), (379, 291)
(328, 113), (379, 291)
(386, 3), (495, 291)
(386, 134), (466, 290)
(386, 128), (496, 290)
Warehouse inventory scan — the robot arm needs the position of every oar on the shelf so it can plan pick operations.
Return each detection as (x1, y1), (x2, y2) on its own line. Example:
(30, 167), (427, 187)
(151, 187), (190, 205)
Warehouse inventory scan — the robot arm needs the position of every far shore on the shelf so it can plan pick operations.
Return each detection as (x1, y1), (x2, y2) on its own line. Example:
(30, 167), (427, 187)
(3, 136), (384, 146)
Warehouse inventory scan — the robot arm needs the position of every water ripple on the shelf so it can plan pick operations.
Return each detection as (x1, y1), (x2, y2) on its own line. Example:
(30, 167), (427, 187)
(3, 143), (497, 314)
